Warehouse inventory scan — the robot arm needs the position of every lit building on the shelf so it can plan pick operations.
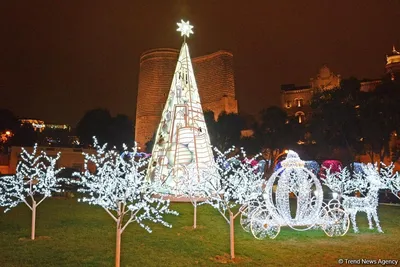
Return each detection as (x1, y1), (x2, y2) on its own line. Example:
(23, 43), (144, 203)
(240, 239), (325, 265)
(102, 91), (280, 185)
(40, 123), (72, 146)
(281, 65), (341, 123)
(386, 45), (400, 80)
(360, 45), (400, 92)
(135, 48), (238, 148)
(19, 119), (45, 132)
(45, 123), (71, 131)
(360, 79), (382, 93)
(18, 119), (77, 146)
(19, 119), (70, 132)
(281, 45), (400, 120)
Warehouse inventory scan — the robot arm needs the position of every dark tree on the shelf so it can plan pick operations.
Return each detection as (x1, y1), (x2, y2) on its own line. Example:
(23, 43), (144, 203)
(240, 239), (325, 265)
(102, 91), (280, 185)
(255, 106), (291, 165)
(76, 108), (113, 147)
(359, 80), (400, 162)
(203, 111), (245, 151)
(204, 110), (217, 147)
(309, 78), (363, 164)
(309, 77), (400, 164)
(238, 136), (262, 156)
(11, 124), (38, 147)
(108, 114), (135, 148)
(145, 132), (156, 153)
(0, 109), (19, 132)
(76, 109), (134, 148)
(215, 112), (245, 151)
(0, 109), (19, 151)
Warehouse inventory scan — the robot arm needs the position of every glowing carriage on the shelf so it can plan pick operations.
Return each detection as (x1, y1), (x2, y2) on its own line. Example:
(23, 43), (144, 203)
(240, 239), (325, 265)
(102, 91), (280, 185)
(241, 151), (350, 239)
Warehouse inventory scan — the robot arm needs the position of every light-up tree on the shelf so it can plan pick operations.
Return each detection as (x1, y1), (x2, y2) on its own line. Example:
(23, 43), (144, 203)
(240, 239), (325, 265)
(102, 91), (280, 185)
(173, 164), (208, 229)
(322, 166), (369, 200)
(0, 144), (62, 239)
(380, 162), (400, 199)
(75, 138), (178, 267)
(201, 147), (264, 259)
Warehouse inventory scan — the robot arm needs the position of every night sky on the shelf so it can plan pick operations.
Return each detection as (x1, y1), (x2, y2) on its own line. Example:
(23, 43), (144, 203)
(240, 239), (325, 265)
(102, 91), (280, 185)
(1, 1), (400, 126)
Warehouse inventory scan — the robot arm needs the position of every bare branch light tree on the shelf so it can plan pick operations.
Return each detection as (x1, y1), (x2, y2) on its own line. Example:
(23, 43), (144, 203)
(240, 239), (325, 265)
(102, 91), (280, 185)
(0, 144), (62, 240)
(380, 162), (400, 199)
(201, 147), (264, 259)
(75, 138), (178, 267)
(173, 163), (209, 229)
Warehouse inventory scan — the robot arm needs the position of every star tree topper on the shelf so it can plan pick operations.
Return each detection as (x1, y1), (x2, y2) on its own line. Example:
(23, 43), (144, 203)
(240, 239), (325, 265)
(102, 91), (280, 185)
(177, 19), (194, 38)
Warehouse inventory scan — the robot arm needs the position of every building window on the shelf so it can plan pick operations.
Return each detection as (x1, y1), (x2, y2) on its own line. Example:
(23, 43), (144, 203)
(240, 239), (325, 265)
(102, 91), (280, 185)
(295, 98), (304, 107)
(285, 100), (292, 108)
(295, 111), (305, 124)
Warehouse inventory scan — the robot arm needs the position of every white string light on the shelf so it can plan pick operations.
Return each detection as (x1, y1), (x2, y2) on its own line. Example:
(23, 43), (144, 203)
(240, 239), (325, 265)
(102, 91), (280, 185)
(250, 150), (349, 239)
(380, 162), (400, 200)
(172, 163), (210, 228)
(323, 162), (400, 233)
(0, 144), (63, 239)
(74, 137), (178, 234)
(198, 146), (265, 259)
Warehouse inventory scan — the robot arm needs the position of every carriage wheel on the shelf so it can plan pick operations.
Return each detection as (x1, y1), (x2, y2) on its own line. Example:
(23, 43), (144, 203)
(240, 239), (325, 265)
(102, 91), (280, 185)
(240, 206), (252, 232)
(250, 208), (280, 239)
(240, 200), (262, 232)
(322, 207), (350, 237)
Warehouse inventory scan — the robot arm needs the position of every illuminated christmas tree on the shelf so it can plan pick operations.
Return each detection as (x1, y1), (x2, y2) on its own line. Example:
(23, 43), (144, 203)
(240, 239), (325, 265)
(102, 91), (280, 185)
(147, 20), (215, 191)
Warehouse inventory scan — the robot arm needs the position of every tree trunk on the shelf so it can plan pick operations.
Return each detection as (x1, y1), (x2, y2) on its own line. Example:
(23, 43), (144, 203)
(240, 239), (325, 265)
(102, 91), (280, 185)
(193, 200), (197, 229)
(115, 218), (122, 267)
(31, 200), (36, 240)
(229, 212), (235, 259)
(369, 151), (374, 163)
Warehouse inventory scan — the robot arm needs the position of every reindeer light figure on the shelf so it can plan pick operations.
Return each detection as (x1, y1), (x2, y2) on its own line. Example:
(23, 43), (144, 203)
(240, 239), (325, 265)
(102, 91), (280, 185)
(342, 163), (387, 233)
(324, 163), (387, 233)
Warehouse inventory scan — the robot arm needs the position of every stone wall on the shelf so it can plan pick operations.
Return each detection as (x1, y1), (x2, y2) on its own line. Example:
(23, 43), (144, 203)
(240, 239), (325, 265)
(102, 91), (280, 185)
(281, 89), (313, 117)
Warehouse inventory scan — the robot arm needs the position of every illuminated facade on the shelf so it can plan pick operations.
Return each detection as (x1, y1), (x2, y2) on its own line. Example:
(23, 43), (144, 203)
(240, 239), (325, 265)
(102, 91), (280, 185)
(19, 119), (45, 132)
(19, 119), (70, 132)
(147, 21), (216, 190)
(281, 65), (341, 123)
(135, 49), (238, 148)
(360, 45), (400, 92)
(282, 46), (400, 121)
(18, 119), (76, 146)
(386, 45), (400, 80)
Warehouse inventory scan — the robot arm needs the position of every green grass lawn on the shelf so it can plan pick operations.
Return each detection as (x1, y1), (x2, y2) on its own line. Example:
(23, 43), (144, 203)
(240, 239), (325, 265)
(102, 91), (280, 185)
(1, 198), (399, 267)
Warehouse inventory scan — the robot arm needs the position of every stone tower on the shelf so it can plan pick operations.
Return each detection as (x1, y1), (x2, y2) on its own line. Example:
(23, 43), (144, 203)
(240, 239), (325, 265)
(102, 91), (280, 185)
(136, 48), (179, 148)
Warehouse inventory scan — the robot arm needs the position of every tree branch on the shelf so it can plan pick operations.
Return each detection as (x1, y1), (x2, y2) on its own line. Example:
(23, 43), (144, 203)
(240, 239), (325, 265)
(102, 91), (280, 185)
(36, 196), (47, 207)
(217, 208), (230, 224)
(233, 211), (241, 220)
(121, 208), (141, 233)
(121, 217), (135, 233)
(22, 198), (32, 210)
(103, 207), (118, 222)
